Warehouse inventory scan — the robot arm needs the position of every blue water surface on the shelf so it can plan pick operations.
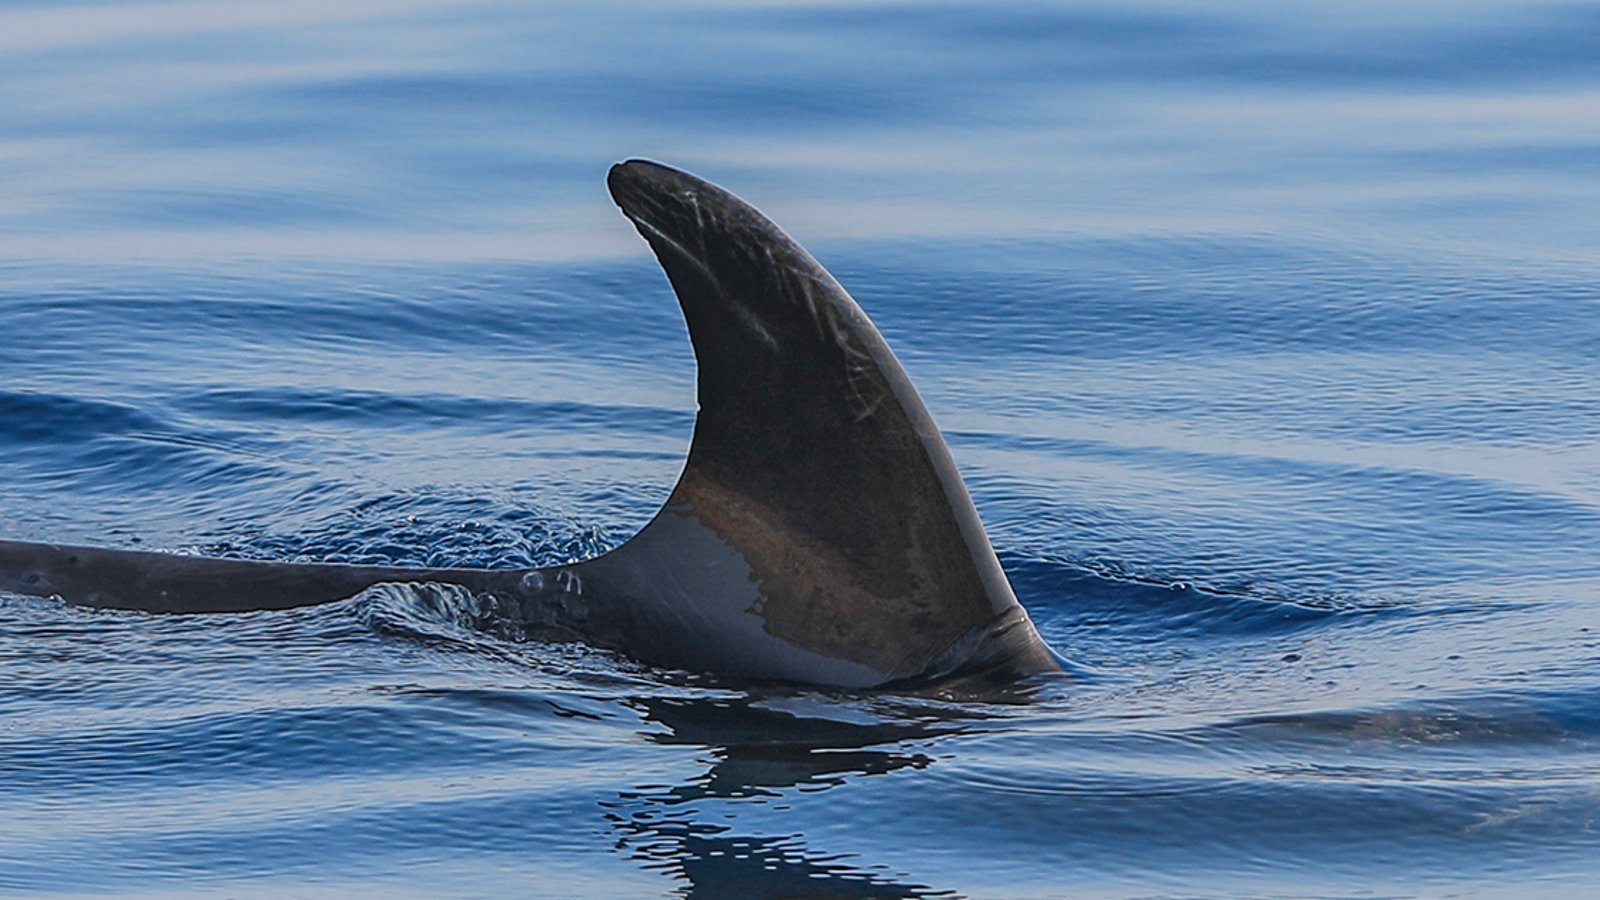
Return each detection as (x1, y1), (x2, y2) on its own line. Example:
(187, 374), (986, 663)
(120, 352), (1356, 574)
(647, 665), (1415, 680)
(3, 1), (1599, 896)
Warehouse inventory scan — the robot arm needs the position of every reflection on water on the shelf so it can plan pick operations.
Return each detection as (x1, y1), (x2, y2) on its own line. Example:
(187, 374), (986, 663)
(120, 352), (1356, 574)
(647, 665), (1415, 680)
(606, 693), (981, 898)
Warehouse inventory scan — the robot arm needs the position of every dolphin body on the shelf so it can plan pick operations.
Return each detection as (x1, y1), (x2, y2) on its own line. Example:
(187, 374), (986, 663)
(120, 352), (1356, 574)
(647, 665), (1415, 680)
(0, 160), (1058, 688)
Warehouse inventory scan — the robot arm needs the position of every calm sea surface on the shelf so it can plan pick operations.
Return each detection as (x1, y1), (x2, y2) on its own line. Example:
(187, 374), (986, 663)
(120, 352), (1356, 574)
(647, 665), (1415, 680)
(3, 1), (1598, 896)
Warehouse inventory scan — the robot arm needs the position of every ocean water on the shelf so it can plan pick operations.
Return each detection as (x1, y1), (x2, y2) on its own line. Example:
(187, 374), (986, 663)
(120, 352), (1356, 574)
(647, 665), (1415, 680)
(3, 1), (1599, 895)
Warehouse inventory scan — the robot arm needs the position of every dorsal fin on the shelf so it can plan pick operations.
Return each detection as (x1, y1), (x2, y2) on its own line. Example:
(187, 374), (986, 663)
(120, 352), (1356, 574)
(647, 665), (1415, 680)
(582, 160), (1054, 684)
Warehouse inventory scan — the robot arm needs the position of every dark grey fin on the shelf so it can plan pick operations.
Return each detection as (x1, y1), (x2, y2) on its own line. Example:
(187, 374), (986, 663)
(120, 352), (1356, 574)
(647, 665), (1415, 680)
(0, 161), (1057, 688)
(576, 160), (1056, 685)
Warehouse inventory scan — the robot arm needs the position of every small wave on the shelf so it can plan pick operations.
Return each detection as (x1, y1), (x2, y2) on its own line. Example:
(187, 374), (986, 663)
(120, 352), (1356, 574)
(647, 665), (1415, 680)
(178, 386), (693, 437)
(1225, 688), (1600, 750)
(1006, 554), (1358, 644)
(197, 490), (622, 570)
(354, 582), (530, 650)
(347, 582), (675, 692)
(0, 390), (166, 445)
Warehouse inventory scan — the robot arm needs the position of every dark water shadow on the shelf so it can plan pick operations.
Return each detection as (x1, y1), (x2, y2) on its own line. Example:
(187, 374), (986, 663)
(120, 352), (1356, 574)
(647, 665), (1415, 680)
(602, 691), (1004, 898)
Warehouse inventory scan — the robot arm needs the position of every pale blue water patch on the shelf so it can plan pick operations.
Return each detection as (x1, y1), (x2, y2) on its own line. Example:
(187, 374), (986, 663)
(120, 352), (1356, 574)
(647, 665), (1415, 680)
(4, 0), (1600, 896)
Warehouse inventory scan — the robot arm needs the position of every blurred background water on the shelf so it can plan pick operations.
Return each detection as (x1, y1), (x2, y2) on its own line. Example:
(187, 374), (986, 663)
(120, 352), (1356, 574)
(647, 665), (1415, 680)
(2, 1), (1598, 896)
